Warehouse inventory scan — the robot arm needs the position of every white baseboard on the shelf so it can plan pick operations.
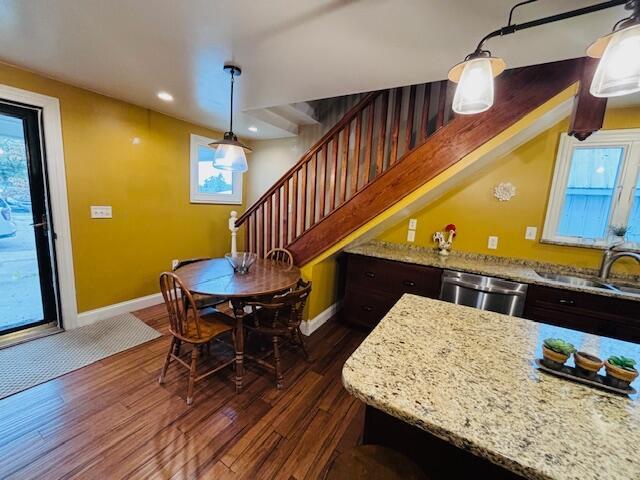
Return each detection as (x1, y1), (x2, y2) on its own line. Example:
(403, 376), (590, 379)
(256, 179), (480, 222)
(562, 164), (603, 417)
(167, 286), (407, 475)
(72, 293), (341, 335)
(300, 300), (342, 337)
(71, 292), (164, 329)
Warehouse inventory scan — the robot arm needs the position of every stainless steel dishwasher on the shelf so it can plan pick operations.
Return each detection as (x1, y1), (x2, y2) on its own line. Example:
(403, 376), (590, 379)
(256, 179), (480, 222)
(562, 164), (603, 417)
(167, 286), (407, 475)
(439, 270), (528, 316)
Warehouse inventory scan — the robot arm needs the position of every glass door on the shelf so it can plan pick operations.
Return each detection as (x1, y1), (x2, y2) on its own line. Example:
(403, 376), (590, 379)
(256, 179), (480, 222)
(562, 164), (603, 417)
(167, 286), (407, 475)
(0, 101), (59, 335)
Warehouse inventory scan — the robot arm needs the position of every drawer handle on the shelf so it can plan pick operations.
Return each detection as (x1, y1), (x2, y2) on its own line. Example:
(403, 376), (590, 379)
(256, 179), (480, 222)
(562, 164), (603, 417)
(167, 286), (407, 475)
(361, 305), (373, 312)
(558, 299), (576, 306)
(364, 271), (376, 278)
(402, 280), (416, 287)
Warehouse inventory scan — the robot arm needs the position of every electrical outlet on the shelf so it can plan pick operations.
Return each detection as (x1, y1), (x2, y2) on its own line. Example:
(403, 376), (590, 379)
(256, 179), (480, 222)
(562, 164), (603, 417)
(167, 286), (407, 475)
(525, 226), (538, 240)
(90, 206), (112, 218)
(408, 218), (418, 230)
(171, 259), (179, 270)
(488, 236), (498, 249)
(407, 230), (416, 242)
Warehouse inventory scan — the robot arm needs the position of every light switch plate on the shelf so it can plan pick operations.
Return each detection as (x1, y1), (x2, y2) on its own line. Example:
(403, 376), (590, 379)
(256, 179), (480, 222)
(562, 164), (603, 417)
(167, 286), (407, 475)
(91, 206), (112, 218)
(408, 218), (418, 230)
(525, 226), (537, 240)
(407, 230), (416, 242)
(488, 236), (498, 249)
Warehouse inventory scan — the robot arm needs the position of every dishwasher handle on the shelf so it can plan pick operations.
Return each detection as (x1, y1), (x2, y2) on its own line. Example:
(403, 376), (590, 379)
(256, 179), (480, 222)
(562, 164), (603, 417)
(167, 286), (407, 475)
(444, 278), (527, 297)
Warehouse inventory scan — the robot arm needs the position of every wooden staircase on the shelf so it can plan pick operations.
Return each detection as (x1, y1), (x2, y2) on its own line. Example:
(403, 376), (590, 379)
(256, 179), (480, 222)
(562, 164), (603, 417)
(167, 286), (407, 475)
(237, 58), (587, 265)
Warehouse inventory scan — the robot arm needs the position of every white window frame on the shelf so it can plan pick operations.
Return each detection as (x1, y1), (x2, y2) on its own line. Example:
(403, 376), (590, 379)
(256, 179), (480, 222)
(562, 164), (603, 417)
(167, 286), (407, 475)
(190, 134), (243, 204)
(542, 129), (640, 249)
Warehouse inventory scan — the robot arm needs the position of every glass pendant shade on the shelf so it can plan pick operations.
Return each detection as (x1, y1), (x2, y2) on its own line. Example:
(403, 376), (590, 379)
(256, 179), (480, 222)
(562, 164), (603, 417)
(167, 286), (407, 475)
(589, 24), (640, 98)
(451, 58), (495, 115)
(212, 143), (248, 172)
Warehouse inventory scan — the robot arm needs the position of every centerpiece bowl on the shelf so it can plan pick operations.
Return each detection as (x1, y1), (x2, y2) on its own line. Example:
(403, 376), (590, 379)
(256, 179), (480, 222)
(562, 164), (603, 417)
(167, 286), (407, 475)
(225, 252), (257, 275)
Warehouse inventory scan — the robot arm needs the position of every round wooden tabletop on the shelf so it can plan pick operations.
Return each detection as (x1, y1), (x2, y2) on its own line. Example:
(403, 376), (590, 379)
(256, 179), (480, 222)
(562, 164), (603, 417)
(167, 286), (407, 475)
(175, 258), (301, 298)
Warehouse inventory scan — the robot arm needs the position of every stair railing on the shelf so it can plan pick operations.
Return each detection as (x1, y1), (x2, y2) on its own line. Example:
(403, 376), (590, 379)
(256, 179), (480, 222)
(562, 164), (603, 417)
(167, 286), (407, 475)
(236, 79), (453, 259)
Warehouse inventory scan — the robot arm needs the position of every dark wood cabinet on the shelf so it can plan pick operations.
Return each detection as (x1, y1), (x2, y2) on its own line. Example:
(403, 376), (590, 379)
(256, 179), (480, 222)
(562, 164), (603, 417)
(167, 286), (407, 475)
(524, 284), (640, 343)
(342, 254), (442, 329)
(343, 253), (640, 341)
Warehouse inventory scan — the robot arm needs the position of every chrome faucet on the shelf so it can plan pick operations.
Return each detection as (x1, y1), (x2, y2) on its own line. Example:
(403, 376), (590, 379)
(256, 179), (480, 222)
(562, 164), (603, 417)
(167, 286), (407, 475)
(598, 245), (640, 281)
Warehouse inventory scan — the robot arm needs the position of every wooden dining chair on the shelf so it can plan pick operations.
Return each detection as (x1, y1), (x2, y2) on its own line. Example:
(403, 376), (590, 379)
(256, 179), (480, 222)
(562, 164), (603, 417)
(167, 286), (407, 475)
(265, 248), (295, 266)
(158, 271), (235, 405)
(241, 279), (311, 389)
(173, 258), (226, 311)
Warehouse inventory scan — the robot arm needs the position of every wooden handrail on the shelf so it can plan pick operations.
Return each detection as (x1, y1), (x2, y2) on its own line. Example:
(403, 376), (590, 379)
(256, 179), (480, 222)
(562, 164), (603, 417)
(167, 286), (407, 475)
(236, 90), (382, 225)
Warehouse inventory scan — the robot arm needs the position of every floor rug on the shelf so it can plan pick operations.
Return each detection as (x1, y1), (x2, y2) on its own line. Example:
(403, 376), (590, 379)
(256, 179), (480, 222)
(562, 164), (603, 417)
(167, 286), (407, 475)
(0, 313), (161, 399)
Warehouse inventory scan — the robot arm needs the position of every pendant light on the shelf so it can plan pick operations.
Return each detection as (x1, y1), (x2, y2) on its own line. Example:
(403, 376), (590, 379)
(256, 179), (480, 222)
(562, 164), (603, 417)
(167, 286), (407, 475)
(210, 64), (251, 172)
(588, 1), (640, 97)
(448, 51), (506, 115)
(447, 0), (636, 115)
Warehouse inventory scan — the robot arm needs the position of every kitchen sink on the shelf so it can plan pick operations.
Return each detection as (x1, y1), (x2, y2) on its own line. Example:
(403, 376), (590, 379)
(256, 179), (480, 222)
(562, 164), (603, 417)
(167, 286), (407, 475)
(534, 271), (615, 290)
(608, 283), (640, 295)
(535, 271), (640, 295)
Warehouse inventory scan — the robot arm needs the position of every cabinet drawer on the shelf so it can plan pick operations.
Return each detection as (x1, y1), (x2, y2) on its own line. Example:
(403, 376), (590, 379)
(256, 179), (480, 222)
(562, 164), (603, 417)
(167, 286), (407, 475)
(342, 288), (399, 329)
(523, 284), (640, 342)
(347, 254), (442, 298)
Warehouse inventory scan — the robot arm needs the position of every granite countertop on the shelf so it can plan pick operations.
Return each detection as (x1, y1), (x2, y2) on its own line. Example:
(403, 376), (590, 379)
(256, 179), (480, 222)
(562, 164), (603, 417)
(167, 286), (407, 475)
(342, 295), (640, 480)
(345, 240), (640, 302)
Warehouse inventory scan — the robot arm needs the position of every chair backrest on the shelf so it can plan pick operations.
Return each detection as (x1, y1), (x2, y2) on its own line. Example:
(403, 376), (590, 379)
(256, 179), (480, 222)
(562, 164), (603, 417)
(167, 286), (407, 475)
(265, 248), (294, 266)
(159, 271), (204, 341)
(245, 279), (311, 330)
(173, 257), (211, 271)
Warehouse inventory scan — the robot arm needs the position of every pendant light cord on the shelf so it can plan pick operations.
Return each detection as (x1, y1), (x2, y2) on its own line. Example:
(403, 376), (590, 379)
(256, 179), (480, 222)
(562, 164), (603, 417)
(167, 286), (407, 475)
(229, 69), (235, 135)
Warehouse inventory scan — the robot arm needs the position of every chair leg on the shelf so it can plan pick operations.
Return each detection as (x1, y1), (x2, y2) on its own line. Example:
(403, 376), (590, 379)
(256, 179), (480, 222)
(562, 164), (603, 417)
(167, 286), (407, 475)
(273, 336), (284, 390)
(186, 346), (199, 406)
(159, 337), (175, 384)
(294, 327), (310, 362)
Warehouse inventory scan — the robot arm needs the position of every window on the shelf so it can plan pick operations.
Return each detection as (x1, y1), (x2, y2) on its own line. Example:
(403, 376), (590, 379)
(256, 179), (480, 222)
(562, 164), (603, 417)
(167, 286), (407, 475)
(543, 129), (640, 248)
(190, 134), (243, 204)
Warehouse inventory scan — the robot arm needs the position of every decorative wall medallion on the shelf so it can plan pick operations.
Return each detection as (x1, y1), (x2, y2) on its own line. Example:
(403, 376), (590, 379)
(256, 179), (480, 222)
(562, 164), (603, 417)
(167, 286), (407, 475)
(494, 182), (516, 201)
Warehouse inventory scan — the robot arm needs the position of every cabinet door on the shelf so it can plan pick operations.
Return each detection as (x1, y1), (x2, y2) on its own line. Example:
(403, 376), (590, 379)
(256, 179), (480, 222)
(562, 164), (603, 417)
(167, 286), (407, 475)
(342, 288), (399, 330)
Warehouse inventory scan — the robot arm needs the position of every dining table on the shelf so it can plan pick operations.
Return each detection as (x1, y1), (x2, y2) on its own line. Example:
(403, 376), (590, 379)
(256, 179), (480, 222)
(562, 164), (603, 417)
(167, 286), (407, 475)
(176, 257), (301, 392)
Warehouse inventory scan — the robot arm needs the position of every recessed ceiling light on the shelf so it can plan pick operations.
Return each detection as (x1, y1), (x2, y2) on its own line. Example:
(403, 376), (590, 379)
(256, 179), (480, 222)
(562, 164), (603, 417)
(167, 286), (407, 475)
(157, 91), (174, 102)
(248, 126), (258, 132)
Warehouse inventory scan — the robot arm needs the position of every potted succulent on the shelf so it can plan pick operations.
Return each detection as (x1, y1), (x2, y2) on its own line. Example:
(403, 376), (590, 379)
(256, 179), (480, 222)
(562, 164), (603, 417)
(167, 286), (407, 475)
(573, 351), (603, 379)
(604, 356), (638, 389)
(609, 224), (628, 244)
(542, 338), (576, 370)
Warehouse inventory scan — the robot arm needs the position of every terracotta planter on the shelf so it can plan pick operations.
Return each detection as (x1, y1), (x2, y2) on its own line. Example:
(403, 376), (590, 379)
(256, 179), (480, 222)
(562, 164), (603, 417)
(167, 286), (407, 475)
(604, 361), (639, 388)
(542, 345), (569, 370)
(573, 352), (603, 378)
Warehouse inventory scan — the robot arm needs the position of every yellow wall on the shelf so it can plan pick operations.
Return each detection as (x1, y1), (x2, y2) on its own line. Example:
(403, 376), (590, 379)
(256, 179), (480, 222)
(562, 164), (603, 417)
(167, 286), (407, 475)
(0, 62), (243, 313)
(301, 254), (341, 319)
(380, 106), (640, 273)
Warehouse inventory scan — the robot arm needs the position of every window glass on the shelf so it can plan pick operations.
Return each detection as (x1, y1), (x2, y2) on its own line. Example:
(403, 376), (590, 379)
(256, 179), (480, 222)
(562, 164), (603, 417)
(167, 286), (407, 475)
(557, 147), (623, 240)
(190, 134), (242, 204)
(628, 172), (640, 244)
(197, 145), (233, 195)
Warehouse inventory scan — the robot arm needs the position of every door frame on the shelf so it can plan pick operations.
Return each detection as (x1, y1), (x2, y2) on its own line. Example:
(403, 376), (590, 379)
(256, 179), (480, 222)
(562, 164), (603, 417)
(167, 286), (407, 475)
(0, 83), (78, 329)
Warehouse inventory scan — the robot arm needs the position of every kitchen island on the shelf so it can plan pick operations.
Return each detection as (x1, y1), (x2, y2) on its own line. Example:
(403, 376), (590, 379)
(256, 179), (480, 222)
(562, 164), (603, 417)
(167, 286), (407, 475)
(342, 294), (640, 480)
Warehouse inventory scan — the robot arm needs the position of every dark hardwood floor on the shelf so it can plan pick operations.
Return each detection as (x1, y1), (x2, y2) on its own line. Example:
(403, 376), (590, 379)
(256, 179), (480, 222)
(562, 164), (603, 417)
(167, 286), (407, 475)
(0, 304), (367, 479)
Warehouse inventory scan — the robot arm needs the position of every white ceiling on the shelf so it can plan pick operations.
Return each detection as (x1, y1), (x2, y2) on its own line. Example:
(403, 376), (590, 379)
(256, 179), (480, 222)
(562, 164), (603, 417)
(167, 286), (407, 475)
(0, 0), (629, 139)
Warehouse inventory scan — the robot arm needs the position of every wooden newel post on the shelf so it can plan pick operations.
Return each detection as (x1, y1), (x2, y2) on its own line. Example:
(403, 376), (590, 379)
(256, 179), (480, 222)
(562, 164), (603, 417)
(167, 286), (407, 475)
(229, 211), (239, 255)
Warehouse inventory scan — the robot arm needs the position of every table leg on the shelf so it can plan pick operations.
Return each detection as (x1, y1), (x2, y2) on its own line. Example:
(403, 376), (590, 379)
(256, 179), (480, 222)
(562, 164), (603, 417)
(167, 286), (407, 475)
(232, 300), (245, 393)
